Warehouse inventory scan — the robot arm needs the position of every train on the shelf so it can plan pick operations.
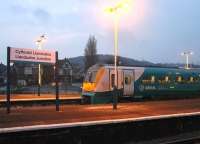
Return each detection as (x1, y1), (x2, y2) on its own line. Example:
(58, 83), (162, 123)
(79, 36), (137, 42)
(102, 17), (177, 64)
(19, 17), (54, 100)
(81, 64), (200, 104)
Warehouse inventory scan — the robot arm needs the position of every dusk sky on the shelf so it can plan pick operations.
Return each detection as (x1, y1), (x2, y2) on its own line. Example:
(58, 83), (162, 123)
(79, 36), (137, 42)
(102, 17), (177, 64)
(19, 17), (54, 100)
(0, 0), (200, 64)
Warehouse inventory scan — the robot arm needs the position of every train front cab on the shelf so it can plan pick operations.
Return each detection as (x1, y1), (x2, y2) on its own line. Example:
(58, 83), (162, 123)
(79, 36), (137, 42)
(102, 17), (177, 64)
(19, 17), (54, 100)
(82, 67), (114, 104)
(82, 70), (97, 104)
(82, 66), (135, 104)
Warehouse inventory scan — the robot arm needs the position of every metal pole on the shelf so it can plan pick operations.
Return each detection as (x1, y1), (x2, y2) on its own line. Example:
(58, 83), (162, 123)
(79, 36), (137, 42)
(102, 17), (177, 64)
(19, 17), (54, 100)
(6, 47), (11, 114)
(186, 55), (189, 69)
(113, 14), (119, 110)
(37, 36), (43, 96)
(55, 51), (59, 111)
(38, 63), (41, 96)
(114, 15), (119, 87)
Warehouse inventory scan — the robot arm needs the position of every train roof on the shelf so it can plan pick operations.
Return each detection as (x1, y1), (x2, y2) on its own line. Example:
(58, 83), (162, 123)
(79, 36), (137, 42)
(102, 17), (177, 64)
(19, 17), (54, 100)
(88, 64), (200, 75)
(104, 65), (200, 71)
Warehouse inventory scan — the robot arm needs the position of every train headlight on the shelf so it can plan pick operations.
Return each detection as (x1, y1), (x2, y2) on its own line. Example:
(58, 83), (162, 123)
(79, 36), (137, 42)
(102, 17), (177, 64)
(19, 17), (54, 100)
(82, 82), (96, 92)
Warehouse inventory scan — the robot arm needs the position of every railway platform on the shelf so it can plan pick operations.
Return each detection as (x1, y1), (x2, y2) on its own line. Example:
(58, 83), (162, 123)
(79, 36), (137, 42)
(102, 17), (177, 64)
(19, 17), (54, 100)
(0, 98), (200, 143)
(0, 93), (81, 107)
(0, 93), (81, 101)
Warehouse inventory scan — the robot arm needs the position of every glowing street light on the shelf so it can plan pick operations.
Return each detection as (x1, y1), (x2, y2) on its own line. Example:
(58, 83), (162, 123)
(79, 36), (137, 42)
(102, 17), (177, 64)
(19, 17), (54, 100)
(105, 0), (130, 87)
(35, 34), (47, 96)
(105, 0), (130, 109)
(181, 51), (193, 69)
(36, 34), (47, 50)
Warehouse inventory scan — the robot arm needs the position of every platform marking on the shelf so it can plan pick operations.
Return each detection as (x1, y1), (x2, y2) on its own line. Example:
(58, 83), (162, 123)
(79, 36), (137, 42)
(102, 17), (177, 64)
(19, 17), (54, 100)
(0, 111), (200, 134)
(0, 97), (80, 102)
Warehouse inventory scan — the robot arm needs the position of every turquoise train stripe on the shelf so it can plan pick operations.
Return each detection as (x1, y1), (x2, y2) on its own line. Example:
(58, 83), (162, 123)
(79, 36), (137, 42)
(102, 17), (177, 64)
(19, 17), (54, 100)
(134, 67), (200, 96)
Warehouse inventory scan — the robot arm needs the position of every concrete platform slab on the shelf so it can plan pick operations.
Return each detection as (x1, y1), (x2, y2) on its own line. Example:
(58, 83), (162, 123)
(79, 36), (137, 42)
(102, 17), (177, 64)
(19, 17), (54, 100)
(0, 98), (200, 129)
(0, 94), (81, 102)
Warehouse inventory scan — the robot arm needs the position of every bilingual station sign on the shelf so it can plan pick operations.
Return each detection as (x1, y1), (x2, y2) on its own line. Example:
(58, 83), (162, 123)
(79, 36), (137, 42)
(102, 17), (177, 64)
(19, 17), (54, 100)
(10, 47), (56, 64)
(6, 47), (59, 114)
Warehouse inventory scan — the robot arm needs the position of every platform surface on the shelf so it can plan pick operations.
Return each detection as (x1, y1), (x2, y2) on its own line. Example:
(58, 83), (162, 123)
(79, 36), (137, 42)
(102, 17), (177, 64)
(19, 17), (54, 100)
(0, 93), (80, 102)
(0, 98), (200, 129)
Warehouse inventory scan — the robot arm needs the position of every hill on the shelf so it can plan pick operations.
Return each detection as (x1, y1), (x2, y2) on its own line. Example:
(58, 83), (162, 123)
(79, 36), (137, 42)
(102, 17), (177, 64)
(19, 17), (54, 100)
(69, 54), (156, 67)
(69, 55), (200, 75)
(68, 54), (156, 76)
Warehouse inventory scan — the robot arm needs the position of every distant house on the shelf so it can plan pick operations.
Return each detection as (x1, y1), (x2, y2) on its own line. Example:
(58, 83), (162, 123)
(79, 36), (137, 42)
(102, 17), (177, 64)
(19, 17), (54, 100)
(13, 58), (73, 86)
(0, 63), (6, 86)
(57, 58), (73, 85)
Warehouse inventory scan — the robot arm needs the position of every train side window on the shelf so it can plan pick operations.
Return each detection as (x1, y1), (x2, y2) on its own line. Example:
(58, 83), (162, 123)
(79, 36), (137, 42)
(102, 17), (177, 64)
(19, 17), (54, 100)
(151, 76), (155, 83)
(89, 73), (92, 82)
(111, 74), (115, 88)
(185, 76), (199, 83)
(142, 75), (155, 84)
(142, 76), (150, 84)
(193, 77), (199, 83)
(189, 76), (194, 83)
(159, 76), (170, 84)
(125, 77), (128, 85)
(176, 76), (182, 83)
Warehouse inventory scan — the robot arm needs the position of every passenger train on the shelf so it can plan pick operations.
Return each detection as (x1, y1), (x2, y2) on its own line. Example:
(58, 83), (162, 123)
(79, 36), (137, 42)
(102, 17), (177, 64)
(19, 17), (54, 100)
(82, 64), (200, 104)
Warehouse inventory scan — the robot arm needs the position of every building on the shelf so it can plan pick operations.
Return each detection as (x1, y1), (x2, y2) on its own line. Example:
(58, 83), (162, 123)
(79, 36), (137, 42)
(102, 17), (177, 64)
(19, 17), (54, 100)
(0, 63), (6, 86)
(13, 58), (73, 86)
(57, 58), (73, 85)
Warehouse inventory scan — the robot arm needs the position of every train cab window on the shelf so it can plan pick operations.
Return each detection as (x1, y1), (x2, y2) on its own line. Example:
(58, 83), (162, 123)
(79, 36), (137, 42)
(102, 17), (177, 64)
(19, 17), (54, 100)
(85, 71), (97, 83)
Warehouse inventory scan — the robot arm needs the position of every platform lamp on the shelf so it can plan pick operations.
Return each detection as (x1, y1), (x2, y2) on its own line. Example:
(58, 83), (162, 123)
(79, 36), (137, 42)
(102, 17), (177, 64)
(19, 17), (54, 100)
(105, 0), (130, 109)
(36, 34), (47, 96)
(181, 51), (193, 69)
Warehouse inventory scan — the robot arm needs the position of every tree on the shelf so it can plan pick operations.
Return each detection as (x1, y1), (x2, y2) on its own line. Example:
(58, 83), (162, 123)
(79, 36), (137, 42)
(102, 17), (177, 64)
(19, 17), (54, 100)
(84, 35), (98, 71)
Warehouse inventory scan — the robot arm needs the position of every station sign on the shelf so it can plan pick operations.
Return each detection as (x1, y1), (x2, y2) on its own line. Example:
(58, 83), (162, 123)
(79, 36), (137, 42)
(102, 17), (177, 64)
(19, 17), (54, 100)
(10, 47), (56, 64)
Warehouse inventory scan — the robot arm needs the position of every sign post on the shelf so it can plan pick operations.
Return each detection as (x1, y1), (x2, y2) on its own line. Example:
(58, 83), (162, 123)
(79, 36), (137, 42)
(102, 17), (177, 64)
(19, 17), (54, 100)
(7, 47), (59, 113)
(55, 52), (59, 111)
(6, 47), (11, 114)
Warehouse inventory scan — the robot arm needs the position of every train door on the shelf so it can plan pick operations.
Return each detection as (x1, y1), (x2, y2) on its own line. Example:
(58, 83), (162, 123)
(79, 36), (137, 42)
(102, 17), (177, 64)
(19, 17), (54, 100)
(109, 70), (115, 90)
(109, 69), (123, 90)
(123, 70), (134, 96)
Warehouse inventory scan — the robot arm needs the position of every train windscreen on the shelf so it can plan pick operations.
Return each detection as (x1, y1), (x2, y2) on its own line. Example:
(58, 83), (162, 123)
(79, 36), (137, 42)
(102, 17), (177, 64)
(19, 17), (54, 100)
(84, 71), (97, 83)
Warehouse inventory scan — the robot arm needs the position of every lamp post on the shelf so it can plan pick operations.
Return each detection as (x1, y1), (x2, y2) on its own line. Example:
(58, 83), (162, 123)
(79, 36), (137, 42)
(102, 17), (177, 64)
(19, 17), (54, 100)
(36, 34), (47, 96)
(105, 0), (130, 109)
(181, 51), (193, 69)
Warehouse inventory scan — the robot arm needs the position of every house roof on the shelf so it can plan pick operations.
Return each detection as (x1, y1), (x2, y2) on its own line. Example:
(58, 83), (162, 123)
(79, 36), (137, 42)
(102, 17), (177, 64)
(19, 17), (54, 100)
(58, 58), (73, 69)
(0, 63), (6, 75)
